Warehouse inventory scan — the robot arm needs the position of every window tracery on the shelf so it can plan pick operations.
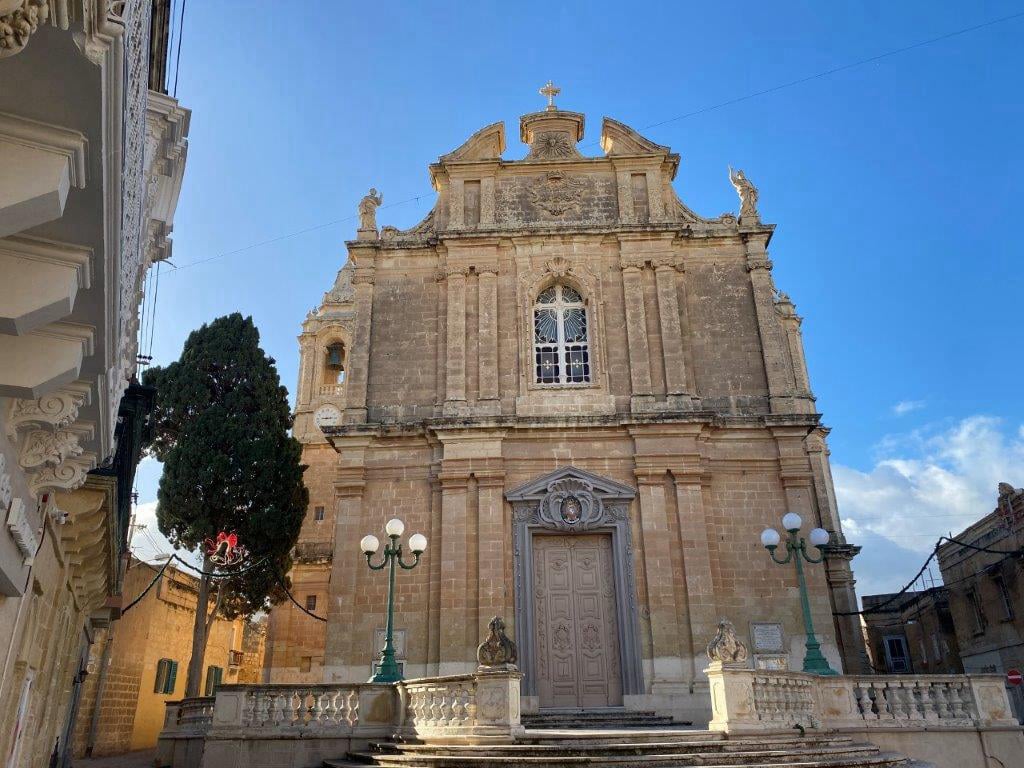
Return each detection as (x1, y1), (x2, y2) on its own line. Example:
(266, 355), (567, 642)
(533, 284), (590, 385)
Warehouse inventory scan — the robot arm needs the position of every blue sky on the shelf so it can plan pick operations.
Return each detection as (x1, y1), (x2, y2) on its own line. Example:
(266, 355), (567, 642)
(132, 1), (1024, 597)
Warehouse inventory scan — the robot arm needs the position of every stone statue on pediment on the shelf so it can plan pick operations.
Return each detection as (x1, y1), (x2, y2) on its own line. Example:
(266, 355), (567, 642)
(358, 188), (383, 232)
(729, 166), (759, 223)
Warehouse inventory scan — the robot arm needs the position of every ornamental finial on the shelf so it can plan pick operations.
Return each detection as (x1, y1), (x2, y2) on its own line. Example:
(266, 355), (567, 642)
(539, 80), (561, 111)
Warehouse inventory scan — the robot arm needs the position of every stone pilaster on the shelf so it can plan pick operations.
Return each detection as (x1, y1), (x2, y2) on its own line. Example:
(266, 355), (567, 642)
(449, 178), (465, 229)
(324, 438), (370, 681)
(475, 470), (507, 645)
(807, 428), (870, 673)
(775, 294), (811, 396)
(426, 469), (443, 675)
(652, 258), (691, 403)
(438, 471), (471, 675)
(744, 236), (793, 413)
(477, 265), (499, 404)
(822, 544), (870, 674)
(480, 177), (496, 226)
(615, 167), (634, 223)
(296, 332), (316, 408)
(620, 262), (654, 409)
(644, 169), (666, 222)
(443, 267), (468, 414)
(635, 468), (686, 684)
(672, 472), (717, 683)
(342, 263), (374, 424)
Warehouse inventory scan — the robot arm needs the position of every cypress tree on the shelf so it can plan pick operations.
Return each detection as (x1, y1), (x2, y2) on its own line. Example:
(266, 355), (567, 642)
(143, 313), (308, 698)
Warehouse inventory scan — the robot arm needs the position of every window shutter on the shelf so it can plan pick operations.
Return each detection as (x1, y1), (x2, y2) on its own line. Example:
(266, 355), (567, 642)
(214, 666), (223, 689)
(167, 660), (178, 694)
(154, 659), (167, 693)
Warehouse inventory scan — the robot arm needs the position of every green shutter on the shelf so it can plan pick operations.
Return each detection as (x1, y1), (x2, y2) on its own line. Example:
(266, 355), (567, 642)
(166, 660), (178, 694)
(204, 665), (224, 696)
(154, 659), (167, 693)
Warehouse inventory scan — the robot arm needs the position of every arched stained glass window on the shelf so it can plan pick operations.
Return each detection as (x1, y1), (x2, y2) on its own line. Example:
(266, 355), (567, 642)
(534, 284), (590, 384)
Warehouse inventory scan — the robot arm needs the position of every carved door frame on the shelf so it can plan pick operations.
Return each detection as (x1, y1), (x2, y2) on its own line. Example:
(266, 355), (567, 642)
(506, 466), (643, 703)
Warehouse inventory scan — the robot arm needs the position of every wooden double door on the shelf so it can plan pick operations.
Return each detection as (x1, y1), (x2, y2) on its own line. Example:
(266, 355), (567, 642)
(532, 533), (623, 708)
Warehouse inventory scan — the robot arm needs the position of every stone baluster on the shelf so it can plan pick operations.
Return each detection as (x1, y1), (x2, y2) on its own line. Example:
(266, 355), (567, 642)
(870, 682), (891, 719)
(924, 682), (942, 721)
(347, 689), (359, 726)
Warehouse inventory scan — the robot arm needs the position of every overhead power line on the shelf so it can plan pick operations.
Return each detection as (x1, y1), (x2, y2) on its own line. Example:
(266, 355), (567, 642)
(164, 11), (1024, 276)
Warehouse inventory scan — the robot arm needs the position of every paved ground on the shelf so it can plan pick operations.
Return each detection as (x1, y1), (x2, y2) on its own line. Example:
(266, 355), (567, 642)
(73, 749), (155, 768)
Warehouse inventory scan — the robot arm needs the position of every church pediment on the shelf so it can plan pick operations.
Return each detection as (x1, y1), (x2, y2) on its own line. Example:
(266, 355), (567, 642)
(439, 122), (506, 163)
(505, 466), (636, 502)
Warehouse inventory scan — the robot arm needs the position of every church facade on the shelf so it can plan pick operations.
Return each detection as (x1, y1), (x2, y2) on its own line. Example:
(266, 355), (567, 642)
(265, 95), (867, 720)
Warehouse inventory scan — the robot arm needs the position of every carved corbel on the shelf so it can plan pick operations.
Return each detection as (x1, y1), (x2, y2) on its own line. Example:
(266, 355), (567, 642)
(28, 453), (95, 497)
(7, 387), (88, 437)
(745, 257), (773, 272)
(619, 255), (648, 271)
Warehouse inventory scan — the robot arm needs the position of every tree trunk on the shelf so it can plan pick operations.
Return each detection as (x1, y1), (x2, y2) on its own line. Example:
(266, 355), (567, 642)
(184, 555), (213, 698)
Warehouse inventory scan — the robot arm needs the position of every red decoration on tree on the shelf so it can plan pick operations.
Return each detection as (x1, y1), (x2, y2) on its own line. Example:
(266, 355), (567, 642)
(204, 531), (246, 566)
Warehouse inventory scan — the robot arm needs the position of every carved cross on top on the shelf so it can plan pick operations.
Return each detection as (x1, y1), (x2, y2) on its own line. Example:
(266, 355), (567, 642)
(539, 80), (561, 111)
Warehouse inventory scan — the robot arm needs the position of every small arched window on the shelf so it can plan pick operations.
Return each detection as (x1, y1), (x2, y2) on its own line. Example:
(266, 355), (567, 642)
(324, 343), (345, 384)
(534, 284), (590, 385)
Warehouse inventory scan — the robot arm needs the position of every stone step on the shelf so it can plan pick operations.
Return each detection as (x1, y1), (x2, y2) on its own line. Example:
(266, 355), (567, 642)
(521, 710), (677, 729)
(374, 736), (866, 757)
(329, 748), (911, 768)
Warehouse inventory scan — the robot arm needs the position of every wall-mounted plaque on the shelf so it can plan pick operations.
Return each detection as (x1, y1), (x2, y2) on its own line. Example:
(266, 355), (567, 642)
(754, 653), (789, 671)
(751, 622), (784, 653)
(373, 628), (407, 659)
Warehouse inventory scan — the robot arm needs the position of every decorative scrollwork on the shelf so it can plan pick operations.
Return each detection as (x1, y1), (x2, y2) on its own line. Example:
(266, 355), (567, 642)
(0, 1), (49, 58)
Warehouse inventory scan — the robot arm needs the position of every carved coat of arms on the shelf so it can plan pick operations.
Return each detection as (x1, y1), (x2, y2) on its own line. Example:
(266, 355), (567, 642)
(529, 171), (584, 218)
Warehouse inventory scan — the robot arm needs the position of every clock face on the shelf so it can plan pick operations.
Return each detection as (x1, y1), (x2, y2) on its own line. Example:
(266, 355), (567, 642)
(314, 405), (342, 428)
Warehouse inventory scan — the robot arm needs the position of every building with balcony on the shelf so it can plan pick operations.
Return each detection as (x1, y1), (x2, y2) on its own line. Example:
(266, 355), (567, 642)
(0, 1), (189, 764)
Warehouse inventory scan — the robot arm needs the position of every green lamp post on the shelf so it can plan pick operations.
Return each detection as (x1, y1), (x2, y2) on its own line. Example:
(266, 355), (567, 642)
(360, 517), (427, 683)
(760, 512), (838, 676)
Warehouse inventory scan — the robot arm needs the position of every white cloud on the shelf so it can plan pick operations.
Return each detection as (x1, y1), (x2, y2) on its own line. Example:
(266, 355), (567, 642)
(834, 416), (1024, 556)
(892, 400), (926, 416)
(129, 500), (177, 563)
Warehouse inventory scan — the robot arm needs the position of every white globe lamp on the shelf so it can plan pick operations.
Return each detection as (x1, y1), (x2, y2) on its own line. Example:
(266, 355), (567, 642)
(385, 518), (405, 538)
(782, 512), (802, 532)
(760, 528), (781, 548)
(809, 528), (831, 548)
(360, 534), (380, 555)
(408, 533), (428, 554)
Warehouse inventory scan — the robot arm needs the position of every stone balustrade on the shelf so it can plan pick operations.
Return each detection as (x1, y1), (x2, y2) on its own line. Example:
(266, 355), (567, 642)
(707, 661), (1020, 734)
(157, 670), (523, 768)
(177, 697), (216, 732)
(400, 670), (524, 742)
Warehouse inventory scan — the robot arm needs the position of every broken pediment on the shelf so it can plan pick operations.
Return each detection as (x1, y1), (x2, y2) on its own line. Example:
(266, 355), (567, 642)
(439, 122), (506, 163)
(600, 117), (669, 156)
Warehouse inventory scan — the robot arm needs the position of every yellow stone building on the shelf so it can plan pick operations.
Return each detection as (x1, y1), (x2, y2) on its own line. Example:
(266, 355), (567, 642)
(266, 93), (868, 721)
(71, 558), (261, 757)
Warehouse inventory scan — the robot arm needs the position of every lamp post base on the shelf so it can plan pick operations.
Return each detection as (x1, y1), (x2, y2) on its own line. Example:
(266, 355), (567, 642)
(802, 640), (838, 676)
(370, 650), (403, 683)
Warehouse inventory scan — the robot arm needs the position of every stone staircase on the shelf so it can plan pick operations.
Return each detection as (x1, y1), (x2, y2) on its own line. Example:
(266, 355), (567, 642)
(520, 708), (678, 729)
(325, 729), (932, 768)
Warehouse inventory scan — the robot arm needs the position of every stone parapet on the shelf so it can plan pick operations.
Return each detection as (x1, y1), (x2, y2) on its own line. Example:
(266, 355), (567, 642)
(157, 670), (523, 768)
(706, 662), (1020, 734)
